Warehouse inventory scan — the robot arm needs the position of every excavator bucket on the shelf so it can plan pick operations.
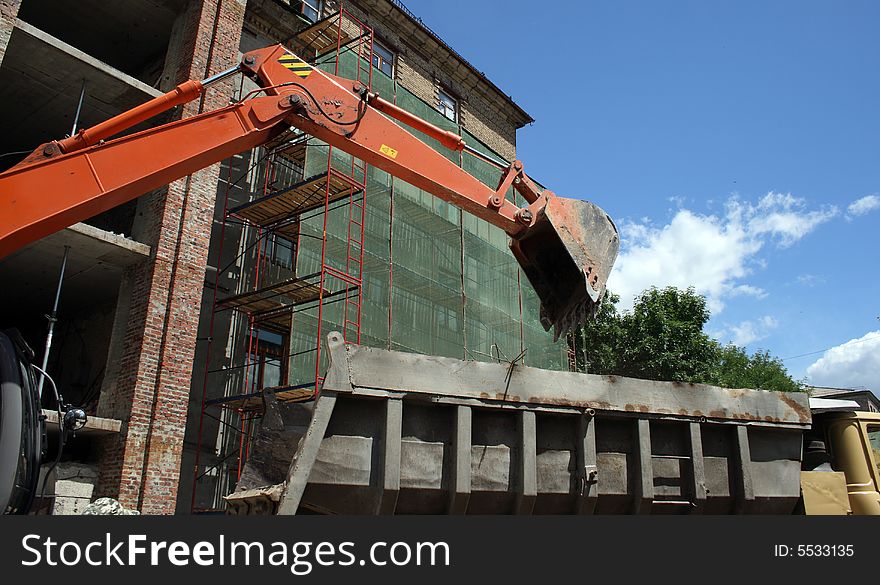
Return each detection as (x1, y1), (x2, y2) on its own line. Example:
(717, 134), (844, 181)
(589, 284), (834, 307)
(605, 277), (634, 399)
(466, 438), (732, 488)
(510, 196), (619, 341)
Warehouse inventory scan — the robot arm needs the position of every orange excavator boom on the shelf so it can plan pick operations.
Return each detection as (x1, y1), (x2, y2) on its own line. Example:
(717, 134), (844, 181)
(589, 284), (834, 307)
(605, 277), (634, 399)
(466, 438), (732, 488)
(0, 45), (618, 339)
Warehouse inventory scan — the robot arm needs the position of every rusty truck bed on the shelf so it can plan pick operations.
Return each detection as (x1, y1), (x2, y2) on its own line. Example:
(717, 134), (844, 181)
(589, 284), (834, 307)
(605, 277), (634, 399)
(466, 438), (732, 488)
(226, 333), (811, 515)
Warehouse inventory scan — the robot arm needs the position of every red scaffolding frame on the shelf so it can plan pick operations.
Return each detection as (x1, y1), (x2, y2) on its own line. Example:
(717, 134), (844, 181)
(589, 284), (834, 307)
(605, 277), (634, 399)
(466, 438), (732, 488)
(190, 7), (374, 511)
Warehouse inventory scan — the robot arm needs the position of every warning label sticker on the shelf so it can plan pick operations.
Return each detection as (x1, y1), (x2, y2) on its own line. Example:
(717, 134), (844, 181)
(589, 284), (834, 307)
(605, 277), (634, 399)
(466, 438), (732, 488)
(278, 53), (312, 78)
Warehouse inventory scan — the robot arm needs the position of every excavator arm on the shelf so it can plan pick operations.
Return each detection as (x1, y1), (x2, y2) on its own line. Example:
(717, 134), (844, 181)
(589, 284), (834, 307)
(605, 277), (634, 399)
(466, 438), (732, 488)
(0, 44), (618, 339)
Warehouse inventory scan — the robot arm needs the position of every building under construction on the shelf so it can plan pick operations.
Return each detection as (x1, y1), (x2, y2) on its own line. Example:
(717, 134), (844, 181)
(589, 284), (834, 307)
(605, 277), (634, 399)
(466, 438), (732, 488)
(0, 0), (567, 514)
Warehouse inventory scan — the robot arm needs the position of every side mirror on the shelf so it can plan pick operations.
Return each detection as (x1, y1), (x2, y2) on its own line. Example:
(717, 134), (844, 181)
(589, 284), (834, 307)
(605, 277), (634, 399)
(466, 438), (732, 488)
(62, 407), (87, 434)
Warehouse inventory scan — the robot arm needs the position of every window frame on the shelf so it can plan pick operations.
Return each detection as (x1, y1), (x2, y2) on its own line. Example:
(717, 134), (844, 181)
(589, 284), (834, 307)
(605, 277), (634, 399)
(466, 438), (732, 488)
(245, 328), (286, 392)
(299, 0), (322, 23)
(867, 424), (880, 481)
(437, 87), (458, 123)
(371, 39), (395, 79)
(259, 233), (295, 270)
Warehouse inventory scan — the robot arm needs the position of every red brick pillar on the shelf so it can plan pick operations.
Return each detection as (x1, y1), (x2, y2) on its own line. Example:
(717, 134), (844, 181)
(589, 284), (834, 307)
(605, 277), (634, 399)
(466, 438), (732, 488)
(0, 1), (22, 65)
(95, 0), (246, 514)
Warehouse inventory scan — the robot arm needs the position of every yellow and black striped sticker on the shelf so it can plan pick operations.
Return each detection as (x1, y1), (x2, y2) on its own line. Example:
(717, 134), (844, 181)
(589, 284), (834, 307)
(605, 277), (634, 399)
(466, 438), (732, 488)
(278, 53), (312, 78)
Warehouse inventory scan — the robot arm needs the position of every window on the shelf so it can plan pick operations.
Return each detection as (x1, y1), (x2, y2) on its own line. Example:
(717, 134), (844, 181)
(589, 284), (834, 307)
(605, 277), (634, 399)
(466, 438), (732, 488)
(273, 236), (294, 269)
(868, 426), (880, 478)
(437, 88), (457, 122)
(372, 40), (395, 78)
(299, 0), (322, 23)
(260, 234), (295, 270)
(245, 329), (285, 392)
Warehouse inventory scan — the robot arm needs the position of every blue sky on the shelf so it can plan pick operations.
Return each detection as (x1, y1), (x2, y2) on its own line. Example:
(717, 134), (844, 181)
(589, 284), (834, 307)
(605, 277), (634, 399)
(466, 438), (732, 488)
(405, 0), (880, 387)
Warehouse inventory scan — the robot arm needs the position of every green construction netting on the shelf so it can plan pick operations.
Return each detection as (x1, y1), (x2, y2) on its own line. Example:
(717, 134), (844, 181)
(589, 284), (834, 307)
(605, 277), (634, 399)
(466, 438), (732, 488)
(194, 24), (571, 513)
(390, 169), (464, 358)
(282, 44), (566, 384)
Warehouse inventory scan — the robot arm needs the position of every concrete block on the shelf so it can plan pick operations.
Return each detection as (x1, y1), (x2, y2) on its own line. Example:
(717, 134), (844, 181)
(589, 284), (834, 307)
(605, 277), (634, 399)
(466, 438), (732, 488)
(54, 496), (92, 516)
(54, 479), (95, 500)
(55, 462), (99, 483)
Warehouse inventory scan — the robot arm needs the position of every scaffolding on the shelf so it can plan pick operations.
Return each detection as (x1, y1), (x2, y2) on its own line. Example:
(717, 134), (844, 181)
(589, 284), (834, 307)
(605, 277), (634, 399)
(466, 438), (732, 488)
(188, 4), (570, 512)
(190, 8), (374, 511)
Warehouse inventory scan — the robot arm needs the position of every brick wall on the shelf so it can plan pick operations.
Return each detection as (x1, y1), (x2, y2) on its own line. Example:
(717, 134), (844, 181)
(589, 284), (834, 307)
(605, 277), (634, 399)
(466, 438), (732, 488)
(396, 48), (518, 160)
(95, 0), (246, 515)
(0, 0), (21, 65)
(174, 0), (530, 512)
(459, 100), (518, 161)
(342, 0), (522, 160)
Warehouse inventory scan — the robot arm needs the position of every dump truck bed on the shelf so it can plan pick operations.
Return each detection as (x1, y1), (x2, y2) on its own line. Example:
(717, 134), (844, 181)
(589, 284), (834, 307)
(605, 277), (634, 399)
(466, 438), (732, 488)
(226, 333), (811, 515)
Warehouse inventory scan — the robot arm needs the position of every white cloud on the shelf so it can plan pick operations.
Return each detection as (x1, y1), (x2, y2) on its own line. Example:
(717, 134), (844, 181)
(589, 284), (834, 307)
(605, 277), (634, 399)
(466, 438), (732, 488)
(748, 192), (838, 247)
(667, 195), (685, 208)
(608, 192), (837, 312)
(846, 194), (880, 218)
(806, 331), (880, 390)
(729, 284), (767, 299)
(727, 316), (779, 346)
(796, 274), (825, 287)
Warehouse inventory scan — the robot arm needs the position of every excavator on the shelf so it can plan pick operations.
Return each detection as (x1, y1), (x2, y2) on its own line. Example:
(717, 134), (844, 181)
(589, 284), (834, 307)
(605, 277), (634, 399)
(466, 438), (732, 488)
(0, 44), (619, 335)
(3, 45), (877, 516)
(0, 44), (619, 514)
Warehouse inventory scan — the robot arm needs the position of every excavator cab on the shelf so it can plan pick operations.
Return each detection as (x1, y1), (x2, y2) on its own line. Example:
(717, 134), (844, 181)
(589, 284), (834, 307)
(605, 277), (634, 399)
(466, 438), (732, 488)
(511, 196), (619, 340)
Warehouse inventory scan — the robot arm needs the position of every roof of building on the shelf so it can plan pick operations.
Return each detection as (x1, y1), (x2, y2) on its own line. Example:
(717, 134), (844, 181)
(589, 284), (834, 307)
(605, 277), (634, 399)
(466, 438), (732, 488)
(364, 0), (535, 127)
(809, 386), (880, 413)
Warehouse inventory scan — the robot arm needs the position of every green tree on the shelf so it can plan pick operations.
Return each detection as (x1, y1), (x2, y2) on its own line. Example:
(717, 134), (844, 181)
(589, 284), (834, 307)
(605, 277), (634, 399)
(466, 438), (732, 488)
(617, 286), (718, 382)
(572, 286), (802, 392)
(572, 291), (624, 374)
(707, 345), (803, 393)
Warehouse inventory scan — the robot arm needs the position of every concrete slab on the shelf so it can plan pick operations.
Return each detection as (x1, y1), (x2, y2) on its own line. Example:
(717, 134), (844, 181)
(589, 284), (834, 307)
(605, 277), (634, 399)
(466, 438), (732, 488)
(43, 409), (122, 436)
(0, 223), (149, 315)
(244, 0), (306, 43)
(14, 20), (162, 97)
(17, 0), (183, 84)
(0, 21), (163, 169)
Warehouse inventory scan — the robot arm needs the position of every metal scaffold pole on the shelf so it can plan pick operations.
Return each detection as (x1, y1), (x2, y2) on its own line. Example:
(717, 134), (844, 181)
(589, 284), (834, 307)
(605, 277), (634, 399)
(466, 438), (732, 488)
(190, 7), (375, 511)
(37, 245), (70, 399)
